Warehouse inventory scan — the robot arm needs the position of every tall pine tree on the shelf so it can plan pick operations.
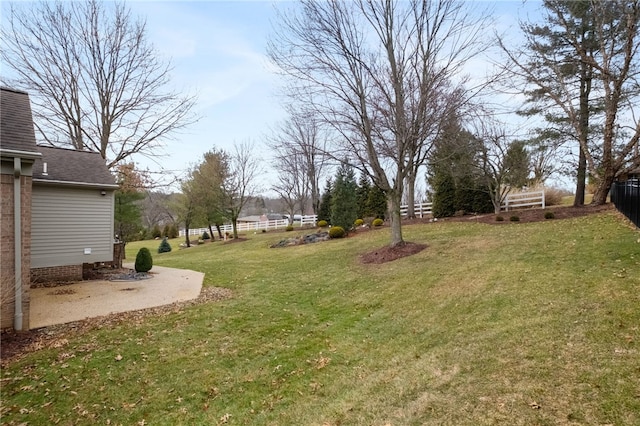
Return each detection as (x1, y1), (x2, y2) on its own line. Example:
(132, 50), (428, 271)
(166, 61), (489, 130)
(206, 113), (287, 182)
(331, 163), (358, 231)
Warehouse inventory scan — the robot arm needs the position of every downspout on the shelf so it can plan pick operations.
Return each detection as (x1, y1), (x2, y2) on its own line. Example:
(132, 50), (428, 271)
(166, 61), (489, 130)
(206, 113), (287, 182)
(13, 157), (23, 330)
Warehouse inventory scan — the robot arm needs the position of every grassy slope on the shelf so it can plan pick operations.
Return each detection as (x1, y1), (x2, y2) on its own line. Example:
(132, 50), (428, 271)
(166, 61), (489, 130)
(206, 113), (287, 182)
(2, 212), (639, 425)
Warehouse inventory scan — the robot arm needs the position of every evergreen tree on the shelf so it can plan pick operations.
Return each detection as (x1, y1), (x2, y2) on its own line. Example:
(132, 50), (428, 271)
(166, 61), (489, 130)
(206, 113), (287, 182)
(356, 173), (371, 219)
(158, 237), (172, 253)
(113, 164), (146, 242)
(366, 185), (387, 220)
(331, 163), (358, 231)
(431, 172), (456, 218)
(317, 178), (333, 222)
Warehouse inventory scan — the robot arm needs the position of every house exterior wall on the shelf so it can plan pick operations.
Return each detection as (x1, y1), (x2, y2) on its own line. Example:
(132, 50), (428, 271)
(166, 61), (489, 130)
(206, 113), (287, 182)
(1, 172), (32, 330)
(31, 185), (115, 270)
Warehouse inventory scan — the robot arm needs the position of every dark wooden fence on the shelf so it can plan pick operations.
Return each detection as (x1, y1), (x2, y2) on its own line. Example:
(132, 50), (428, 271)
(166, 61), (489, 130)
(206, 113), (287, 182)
(611, 179), (640, 228)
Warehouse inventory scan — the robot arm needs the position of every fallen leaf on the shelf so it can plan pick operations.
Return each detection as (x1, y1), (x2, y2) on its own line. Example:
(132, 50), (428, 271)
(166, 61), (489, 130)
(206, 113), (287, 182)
(115, 354), (123, 361)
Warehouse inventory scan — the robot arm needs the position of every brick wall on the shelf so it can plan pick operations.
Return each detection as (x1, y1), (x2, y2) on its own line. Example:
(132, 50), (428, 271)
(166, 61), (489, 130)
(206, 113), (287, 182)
(31, 264), (83, 284)
(1, 173), (32, 331)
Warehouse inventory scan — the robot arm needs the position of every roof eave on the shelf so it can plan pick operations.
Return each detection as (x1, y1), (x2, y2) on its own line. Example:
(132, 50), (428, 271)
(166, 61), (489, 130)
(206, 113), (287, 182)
(32, 178), (119, 190)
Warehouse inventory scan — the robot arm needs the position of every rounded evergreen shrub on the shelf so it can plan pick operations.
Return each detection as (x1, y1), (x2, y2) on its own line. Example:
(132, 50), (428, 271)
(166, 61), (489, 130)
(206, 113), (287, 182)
(509, 215), (520, 222)
(135, 247), (153, 273)
(286, 225), (294, 232)
(329, 226), (346, 238)
(317, 220), (328, 228)
(544, 211), (555, 220)
(495, 215), (504, 222)
(372, 218), (384, 227)
(158, 237), (172, 253)
(354, 218), (364, 226)
(202, 231), (211, 240)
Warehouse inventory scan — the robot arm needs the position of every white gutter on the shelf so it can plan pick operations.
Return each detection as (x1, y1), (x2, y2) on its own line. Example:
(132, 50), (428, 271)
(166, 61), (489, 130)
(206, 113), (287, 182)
(13, 157), (23, 330)
(32, 178), (119, 189)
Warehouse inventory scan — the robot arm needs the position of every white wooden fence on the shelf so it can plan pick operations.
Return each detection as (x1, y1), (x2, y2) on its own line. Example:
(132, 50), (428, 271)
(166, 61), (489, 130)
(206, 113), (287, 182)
(502, 190), (545, 211)
(179, 190), (546, 236)
(400, 202), (433, 218)
(180, 215), (318, 237)
(399, 190), (546, 217)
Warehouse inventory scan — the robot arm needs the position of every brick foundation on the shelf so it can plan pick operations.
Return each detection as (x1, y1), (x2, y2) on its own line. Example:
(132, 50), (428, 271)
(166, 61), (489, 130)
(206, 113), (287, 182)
(30, 264), (83, 284)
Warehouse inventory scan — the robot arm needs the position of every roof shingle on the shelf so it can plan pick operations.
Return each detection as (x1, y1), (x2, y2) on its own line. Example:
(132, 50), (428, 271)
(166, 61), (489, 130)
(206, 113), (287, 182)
(0, 87), (39, 153)
(33, 146), (117, 187)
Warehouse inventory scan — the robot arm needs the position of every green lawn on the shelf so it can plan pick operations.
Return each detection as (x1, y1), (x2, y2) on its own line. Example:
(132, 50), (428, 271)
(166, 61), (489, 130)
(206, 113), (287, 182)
(2, 212), (639, 425)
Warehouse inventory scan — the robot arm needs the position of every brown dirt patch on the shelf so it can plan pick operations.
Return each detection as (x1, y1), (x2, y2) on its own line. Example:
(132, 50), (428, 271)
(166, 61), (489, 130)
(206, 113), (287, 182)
(360, 242), (427, 264)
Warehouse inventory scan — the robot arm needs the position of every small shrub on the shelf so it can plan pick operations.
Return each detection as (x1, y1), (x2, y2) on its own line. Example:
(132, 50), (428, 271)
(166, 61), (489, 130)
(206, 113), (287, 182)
(134, 247), (153, 273)
(495, 215), (504, 222)
(261, 229), (266, 233)
(202, 231), (211, 240)
(162, 224), (171, 238)
(329, 226), (346, 238)
(509, 215), (520, 222)
(286, 225), (294, 232)
(544, 211), (555, 220)
(168, 223), (180, 239)
(372, 218), (384, 227)
(158, 237), (172, 253)
(354, 218), (364, 226)
(317, 220), (328, 228)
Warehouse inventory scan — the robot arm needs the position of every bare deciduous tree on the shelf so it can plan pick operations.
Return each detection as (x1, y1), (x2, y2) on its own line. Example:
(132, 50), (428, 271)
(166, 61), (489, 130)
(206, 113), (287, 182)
(1, 0), (197, 169)
(220, 142), (263, 239)
(272, 153), (309, 225)
(269, 0), (491, 247)
(268, 111), (329, 216)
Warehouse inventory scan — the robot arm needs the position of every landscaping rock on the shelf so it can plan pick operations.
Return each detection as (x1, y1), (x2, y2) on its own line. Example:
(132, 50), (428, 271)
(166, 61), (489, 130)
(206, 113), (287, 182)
(271, 231), (330, 248)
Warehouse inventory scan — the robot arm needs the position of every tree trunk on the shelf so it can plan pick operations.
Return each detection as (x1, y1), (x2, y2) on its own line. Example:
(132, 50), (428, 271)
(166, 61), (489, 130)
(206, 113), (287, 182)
(405, 175), (416, 219)
(184, 223), (191, 248)
(575, 61), (591, 207)
(208, 224), (215, 241)
(215, 224), (223, 239)
(232, 220), (239, 239)
(574, 147), (587, 206)
(591, 172), (614, 205)
(387, 193), (405, 247)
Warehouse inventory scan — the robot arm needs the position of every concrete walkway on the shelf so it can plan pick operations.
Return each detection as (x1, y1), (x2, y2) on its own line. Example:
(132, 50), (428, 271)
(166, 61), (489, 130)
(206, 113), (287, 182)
(30, 264), (204, 328)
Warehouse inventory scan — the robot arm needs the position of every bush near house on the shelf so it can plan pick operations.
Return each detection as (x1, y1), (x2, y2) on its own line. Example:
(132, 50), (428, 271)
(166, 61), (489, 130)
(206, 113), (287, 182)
(134, 247), (153, 272)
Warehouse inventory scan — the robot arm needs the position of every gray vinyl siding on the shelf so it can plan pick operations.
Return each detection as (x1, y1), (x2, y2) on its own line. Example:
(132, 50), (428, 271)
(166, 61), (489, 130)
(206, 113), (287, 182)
(31, 185), (114, 268)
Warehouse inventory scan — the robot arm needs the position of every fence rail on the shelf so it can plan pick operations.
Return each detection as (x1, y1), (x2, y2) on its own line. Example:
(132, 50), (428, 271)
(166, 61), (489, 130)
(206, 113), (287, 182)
(400, 190), (546, 217)
(400, 202), (433, 218)
(502, 190), (545, 211)
(180, 215), (318, 237)
(179, 190), (548, 237)
(611, 180), (639, 228)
